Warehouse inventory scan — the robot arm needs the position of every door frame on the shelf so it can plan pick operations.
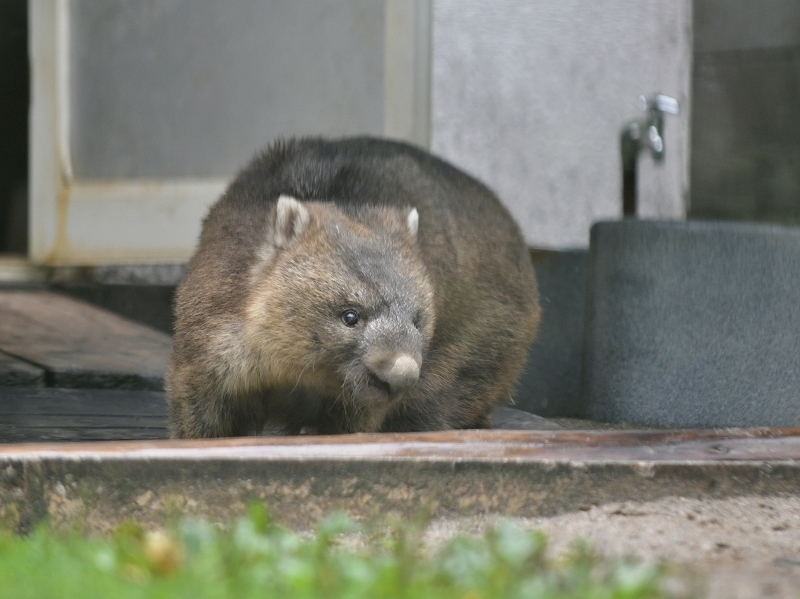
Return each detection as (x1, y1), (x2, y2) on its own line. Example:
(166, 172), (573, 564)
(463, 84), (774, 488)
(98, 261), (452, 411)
(29, 0), (431, 265)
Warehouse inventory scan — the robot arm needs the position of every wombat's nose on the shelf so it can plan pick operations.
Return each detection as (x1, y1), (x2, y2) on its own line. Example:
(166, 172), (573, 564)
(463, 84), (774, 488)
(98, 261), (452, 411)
(380, 354), (420, 394)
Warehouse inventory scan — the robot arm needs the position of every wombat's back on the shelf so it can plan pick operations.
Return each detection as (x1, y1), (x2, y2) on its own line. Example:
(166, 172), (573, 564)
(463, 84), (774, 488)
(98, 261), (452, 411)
(169, 137), (540, 435)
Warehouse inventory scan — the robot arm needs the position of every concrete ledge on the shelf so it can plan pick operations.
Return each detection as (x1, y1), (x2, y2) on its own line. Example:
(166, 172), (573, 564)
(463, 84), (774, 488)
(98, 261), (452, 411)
(2, 428), (799, 533)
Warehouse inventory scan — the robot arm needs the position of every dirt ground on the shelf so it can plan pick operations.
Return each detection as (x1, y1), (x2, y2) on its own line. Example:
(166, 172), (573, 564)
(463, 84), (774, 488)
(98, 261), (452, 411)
(424, 495), (800, 599)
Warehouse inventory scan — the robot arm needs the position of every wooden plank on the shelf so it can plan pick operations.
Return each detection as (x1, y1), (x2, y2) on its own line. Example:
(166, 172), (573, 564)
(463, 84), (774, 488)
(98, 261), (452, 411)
(0, 351), (46, 387)
(0, 388), (558, 443)
(0, 387), (169, 443)
(0, 422), (167, 433)
(0, 417), (166, 428)
(0, 387), (168, 417)
(0, 387), (167, 416)
(0, 291), (171, 389)
(0, 427), (168, 443)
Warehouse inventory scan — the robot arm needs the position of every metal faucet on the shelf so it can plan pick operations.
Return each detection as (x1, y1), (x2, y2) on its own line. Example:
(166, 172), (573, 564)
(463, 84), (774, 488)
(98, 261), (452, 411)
(621, 94), (679, 216)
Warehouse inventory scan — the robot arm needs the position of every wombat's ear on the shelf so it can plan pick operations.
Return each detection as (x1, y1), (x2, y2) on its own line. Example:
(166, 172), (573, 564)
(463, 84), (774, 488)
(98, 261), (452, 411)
(273, 195), (310, 248)
(406, 208), (419, 238)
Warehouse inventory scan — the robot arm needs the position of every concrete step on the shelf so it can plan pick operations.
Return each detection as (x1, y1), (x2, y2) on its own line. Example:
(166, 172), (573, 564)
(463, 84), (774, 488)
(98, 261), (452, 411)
(1, 428), (798, 533)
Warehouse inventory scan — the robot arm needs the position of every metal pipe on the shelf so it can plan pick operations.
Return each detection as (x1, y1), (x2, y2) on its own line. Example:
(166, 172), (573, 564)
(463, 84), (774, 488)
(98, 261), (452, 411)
(620, 94), (679, 217)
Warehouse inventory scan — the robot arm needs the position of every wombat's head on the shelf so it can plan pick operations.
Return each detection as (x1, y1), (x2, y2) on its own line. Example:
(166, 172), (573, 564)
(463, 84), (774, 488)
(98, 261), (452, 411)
(244, 195), (435, 429)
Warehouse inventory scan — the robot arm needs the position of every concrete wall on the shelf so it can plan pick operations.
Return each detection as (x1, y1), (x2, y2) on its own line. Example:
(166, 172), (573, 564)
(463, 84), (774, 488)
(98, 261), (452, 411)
(430, 0), (692, 249)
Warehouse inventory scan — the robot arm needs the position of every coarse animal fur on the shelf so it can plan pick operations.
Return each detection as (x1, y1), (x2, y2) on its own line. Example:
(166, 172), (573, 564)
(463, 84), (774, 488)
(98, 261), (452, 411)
(166, 137), (540, 437)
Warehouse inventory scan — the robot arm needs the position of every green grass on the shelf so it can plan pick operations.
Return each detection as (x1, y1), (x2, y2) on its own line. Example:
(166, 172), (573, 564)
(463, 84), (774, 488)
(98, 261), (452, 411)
(0, 505), (684, 599)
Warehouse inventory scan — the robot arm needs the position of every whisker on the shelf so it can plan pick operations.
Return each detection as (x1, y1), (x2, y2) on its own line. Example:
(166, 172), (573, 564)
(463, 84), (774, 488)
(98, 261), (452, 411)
(290, 358), (315, 394)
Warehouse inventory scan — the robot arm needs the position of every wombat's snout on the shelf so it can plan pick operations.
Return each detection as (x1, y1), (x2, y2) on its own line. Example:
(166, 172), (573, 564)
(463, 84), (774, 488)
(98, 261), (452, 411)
(368, 353), (420, 395)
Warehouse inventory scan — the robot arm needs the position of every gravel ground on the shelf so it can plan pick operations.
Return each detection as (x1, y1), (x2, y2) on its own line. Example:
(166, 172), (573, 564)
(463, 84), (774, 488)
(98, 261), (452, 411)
(423, 495), (800, 599)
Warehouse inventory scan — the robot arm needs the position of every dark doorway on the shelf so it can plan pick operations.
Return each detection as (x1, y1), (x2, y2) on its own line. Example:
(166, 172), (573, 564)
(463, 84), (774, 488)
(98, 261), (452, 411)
(0, 0), (29, 254)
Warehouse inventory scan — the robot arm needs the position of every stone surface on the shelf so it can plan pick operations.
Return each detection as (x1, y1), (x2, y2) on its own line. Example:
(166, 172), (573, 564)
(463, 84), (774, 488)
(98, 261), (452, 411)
(583, 220), (800, 427)
(517, 250), (587, 417)
(0, 290), (171, 389)
(1, 428), (799, 534)
(427, 496), (800, 599)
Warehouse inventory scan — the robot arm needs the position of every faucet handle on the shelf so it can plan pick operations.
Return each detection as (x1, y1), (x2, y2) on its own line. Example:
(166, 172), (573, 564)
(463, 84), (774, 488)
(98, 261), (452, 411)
(638, 94), (680, 115)
(654, 94), (679, 115)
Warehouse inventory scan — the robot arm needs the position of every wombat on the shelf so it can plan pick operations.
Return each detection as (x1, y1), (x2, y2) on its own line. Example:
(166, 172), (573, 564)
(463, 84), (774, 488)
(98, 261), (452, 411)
(166, 137), (540, 437)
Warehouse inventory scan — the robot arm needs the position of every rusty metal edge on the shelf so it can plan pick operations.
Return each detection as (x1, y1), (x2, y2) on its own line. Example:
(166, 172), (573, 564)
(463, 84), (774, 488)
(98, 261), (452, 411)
(2, 427), (799, 449)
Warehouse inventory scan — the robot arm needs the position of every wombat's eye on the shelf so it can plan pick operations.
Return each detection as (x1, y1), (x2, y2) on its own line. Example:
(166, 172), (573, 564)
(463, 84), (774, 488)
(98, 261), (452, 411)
(341, 309), (360, 327)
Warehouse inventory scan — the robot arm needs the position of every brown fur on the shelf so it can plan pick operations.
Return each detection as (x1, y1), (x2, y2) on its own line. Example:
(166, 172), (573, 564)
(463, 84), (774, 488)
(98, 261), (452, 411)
(167, 137), (540, 437)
